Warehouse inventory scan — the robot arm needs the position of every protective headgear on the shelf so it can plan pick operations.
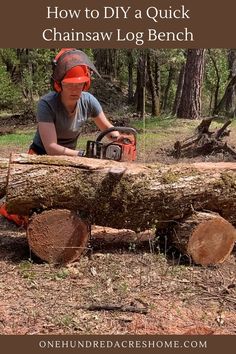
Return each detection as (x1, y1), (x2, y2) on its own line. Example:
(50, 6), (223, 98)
(52, 48), (100, 93)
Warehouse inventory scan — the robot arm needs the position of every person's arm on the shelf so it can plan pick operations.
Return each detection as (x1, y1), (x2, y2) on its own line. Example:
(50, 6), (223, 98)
(38, 122), (79, 156)
(93, 111), (121, 140)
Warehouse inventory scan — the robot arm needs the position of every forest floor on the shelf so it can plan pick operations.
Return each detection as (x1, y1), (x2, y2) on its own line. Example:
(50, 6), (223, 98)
(0, 110), (235, 335)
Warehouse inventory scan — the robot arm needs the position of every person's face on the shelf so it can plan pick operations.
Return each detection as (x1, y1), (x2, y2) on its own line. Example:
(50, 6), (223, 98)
(61, 82), (84, 101)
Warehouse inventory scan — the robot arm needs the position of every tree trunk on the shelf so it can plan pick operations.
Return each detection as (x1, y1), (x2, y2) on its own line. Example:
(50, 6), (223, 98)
(5, 154), (236, 232)
(214, 75), (236, 116)
(162, 65), (175, 112)
(154, 57), (161, 101)
(147, 52), (160, 116)
(213, 49), (236, 118)
(93, 49), (117, 77)
(172, 63), (185, 116)
(136, 50), (147, 117)
(172, 212), (236, 265)
(177, 49), (205, 119)
(127, 50), (134, 104)
(225, 49), (236, 117)
(208, 49), (221, 113)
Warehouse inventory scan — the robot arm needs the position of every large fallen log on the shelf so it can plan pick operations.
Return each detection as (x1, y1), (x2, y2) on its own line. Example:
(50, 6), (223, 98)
(5, 154), (236, 230)
(2, 154), (236, 265)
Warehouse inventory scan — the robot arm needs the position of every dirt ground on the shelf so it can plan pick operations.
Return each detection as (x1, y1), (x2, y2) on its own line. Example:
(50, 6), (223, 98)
(0, 116), (235, 335)
(0, 219), (235, 335)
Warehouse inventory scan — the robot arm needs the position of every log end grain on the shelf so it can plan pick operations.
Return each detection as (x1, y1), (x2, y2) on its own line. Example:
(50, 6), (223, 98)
(187, 214), (236, 265)
(27, 209), (89, 264)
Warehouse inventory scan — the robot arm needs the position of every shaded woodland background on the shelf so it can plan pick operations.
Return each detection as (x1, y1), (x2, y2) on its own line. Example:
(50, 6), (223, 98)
(0, 48), (235, 120)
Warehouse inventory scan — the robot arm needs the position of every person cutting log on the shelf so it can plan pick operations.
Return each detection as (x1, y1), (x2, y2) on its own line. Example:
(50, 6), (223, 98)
(0, 48), (123, 225)
(29, 48), (122, 156)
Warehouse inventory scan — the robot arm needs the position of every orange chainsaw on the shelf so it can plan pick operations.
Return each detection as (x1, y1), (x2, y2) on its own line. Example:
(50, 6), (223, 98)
(86, 127), (137, 162)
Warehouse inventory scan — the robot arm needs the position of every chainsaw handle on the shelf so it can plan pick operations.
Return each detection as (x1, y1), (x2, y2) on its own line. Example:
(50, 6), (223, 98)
(96, 127), (137, 142)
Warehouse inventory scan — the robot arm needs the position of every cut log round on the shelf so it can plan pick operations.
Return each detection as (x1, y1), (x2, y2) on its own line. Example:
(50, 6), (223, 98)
(27, 209), (89, 264)
(173, 212), (236, 265)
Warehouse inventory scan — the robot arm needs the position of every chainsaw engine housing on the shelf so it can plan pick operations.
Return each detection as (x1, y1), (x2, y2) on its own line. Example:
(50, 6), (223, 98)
(86, 127), (137, 162)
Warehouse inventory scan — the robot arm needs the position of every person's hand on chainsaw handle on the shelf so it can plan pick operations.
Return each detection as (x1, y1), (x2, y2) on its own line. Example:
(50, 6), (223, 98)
(93, 112), (122, 142)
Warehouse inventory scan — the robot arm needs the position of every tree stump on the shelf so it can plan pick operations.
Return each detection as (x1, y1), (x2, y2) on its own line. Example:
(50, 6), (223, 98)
(173, 212), (236, 265)
(172, 118), (236, 160)
(27, 209), (89, 264)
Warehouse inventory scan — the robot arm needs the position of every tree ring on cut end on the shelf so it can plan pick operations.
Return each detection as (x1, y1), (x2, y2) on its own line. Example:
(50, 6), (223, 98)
(187, 215), (236, 265)
(27, 209), (89, 264)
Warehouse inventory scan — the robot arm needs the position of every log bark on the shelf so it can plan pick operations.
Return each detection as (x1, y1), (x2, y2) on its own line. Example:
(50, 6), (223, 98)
(172, 212), (236, 265)
(27, 209), (89, 264)
(5, 154), (236, 232)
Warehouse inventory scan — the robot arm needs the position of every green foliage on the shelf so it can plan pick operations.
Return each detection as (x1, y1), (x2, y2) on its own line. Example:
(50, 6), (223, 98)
(0, 48), (234, 117)
(18, 260), (35, 280)
(28, 49), (54, 95)
(204, 49), (228, 95)
(0, 65), (21, 110)
(52, 268), (70, 281)
(203, 49), (229, 114)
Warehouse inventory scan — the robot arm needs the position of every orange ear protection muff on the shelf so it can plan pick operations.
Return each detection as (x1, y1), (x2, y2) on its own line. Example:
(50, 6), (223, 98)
(53, 81), (62, 93)
(83, 66), (91, 91)
(52, 48), (91, 93)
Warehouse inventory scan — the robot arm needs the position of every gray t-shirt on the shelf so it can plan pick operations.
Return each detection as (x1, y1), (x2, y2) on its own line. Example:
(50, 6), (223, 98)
(32, 91), (102, 154)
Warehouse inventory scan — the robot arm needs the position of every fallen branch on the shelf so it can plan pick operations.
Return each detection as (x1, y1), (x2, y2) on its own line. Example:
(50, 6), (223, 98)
(172, 118), (236, 159)
(77, 304), (148, 314)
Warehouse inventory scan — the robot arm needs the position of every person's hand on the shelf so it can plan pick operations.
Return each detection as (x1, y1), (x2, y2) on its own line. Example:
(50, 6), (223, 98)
(108, 132), (120, 141)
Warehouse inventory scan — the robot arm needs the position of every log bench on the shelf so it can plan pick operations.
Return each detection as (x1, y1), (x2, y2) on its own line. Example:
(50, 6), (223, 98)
(0, 154), (235, 265)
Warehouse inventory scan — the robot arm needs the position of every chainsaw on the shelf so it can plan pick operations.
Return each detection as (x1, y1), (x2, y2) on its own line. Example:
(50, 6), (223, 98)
(85, 127), (137, 162)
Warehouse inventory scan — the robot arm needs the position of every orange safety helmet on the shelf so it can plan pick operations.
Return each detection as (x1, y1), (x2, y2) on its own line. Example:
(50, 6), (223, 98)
(52, 48), (100, 93)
